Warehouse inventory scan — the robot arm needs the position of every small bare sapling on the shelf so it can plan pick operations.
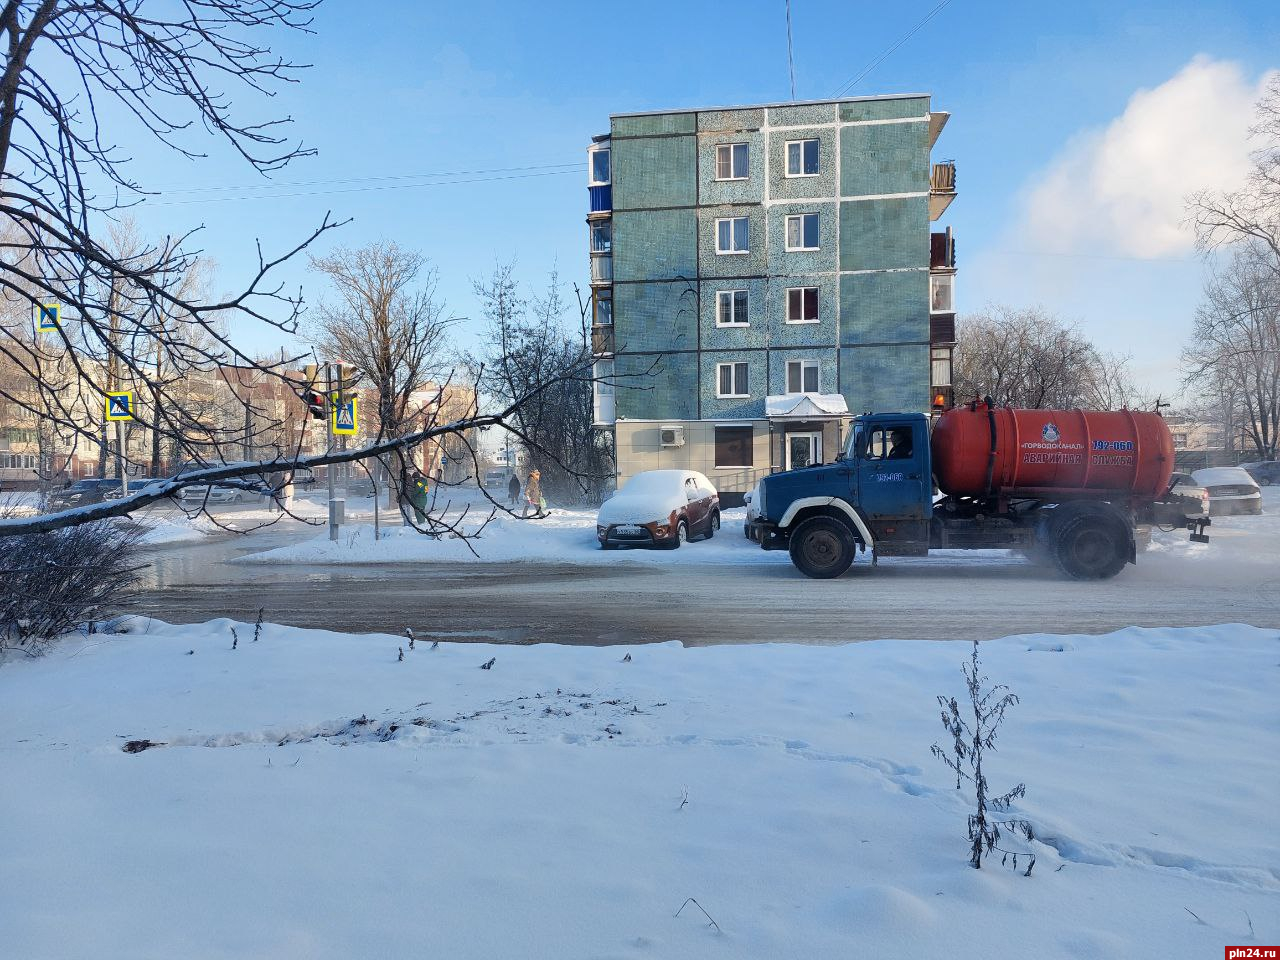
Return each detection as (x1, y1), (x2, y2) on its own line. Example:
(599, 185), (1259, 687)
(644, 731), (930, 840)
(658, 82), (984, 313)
(931, 640), (1035, 874)
(405, 627), (415, 650)
(253, 608), (264, 642)
(230, 626), (239, 650)
(398, 646), (404, 662)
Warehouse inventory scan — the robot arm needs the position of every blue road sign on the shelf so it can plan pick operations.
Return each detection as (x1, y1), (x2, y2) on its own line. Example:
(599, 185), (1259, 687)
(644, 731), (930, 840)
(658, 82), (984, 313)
(36, 303), (60, 332)
(332, 397), (358, 435)
(105, 391), (134, 422)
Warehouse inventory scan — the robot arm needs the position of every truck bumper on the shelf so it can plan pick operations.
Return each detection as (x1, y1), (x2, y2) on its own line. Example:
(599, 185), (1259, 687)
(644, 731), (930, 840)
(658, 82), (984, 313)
(748, 519), (787, 551)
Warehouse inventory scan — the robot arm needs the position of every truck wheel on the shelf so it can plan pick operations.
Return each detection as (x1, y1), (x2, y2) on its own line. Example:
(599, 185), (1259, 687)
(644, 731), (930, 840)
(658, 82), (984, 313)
(1052, 513), (1128, 580)
(789, 517), (856, 579)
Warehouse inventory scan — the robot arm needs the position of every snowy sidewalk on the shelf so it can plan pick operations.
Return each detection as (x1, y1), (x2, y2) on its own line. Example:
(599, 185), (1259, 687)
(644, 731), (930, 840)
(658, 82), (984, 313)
(1, 620), (1276, 958)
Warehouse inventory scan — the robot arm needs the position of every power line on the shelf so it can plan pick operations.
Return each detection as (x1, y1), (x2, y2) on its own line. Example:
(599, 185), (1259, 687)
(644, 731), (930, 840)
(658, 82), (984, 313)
(145, 167), (585, 207)
(154, 161), (585, 196)
(831, 0), (955, 98)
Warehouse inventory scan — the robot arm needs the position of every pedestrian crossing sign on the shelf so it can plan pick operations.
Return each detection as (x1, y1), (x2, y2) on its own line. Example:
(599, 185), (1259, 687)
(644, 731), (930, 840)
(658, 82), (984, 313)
(105, 391), (134, 422)
(332, 397), (358, 435)
(35, 303), (60, 332)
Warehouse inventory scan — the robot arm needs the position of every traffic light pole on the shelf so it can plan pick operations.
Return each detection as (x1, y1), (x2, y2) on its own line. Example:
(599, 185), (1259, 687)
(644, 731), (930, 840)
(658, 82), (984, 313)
(327, 361), (338, 541)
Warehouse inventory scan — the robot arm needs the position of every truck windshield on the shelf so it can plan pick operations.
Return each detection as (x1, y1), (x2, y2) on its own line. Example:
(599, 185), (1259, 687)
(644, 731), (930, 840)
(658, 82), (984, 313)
(843, 424), (863, 461)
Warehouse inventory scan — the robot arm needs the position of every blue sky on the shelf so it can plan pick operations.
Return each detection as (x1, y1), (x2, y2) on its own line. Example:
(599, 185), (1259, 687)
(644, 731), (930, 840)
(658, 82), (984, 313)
(114, 0), (1280, 398)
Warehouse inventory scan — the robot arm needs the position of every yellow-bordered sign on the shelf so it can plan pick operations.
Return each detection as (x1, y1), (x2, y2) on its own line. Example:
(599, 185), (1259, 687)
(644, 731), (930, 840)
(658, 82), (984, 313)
(105, 391), (135, 422)
(332, 396), (358, 435)
(35, 303), (60, 332)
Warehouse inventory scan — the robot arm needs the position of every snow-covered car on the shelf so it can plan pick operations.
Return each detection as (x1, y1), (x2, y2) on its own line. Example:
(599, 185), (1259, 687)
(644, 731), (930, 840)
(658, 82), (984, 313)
(1191, 467), (1263, 516)
(1240, 460), (1280, 486)
(178, 484), (250, 505)
(744, 482), (761, 540)
(596, 469), (719, 549)
(1167, 472), (1210, 521)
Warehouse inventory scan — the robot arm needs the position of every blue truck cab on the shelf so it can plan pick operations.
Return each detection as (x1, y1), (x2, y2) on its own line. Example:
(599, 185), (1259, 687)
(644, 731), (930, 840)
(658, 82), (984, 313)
(748, 413), (933, 578)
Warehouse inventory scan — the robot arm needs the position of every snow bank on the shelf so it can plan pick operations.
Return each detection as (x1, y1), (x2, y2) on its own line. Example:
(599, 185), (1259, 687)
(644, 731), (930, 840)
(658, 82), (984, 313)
(1, 621), (1276, 958)
(235, 507), (792, 566)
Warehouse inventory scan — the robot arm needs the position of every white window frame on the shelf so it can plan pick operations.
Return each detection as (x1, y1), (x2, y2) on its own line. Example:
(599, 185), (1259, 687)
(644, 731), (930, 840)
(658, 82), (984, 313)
(785, 138), (820, 178)
(588, 146), (610, 186)
(784, 213), (820, 252)
(716, 289), (749, 327)
(715, 361), (750, 399)
(715, 142), (749, 181)
(930, 272), (955, 313)
(785, 286), (820, 324)
(785, 360), (820, 395)
(715, 216), (750, 255)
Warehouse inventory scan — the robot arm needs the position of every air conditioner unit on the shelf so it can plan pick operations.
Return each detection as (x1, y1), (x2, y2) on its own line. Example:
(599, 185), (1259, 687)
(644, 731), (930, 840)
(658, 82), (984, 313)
(660, 425), (685, 448)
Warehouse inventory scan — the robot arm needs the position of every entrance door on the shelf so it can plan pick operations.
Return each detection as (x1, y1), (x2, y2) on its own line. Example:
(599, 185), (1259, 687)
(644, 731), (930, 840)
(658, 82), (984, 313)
(786, 432), (823, 470)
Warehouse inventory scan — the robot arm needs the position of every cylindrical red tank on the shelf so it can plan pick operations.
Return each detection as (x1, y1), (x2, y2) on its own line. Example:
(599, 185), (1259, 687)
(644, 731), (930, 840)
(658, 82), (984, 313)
(931, 402), (1174, 501)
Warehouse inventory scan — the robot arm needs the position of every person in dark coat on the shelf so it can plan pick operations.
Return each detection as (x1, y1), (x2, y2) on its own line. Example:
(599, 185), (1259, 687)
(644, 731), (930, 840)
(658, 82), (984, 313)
(507, 472), (521, 507)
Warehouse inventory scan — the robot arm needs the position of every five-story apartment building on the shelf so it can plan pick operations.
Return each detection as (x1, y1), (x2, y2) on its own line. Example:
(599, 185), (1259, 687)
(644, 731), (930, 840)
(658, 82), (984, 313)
(587, 93), (957, 503)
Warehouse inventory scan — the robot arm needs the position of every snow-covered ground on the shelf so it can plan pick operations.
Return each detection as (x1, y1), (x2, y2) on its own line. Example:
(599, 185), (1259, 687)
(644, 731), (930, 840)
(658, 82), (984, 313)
(2, 620), (1276, 958)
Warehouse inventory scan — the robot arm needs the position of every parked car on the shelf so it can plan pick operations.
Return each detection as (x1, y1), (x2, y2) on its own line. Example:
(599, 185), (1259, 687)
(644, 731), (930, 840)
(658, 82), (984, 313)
(596, 469), (719, 549)
(47, 477), (123, 510)
(178, 484), (250, 506)
(1240, 460), (1280, 486)
(482, 468), (509, 492)
(744, 483), (761, 540)
(1166, 472), (1211, 521)
(1191, 467), (1263, 516)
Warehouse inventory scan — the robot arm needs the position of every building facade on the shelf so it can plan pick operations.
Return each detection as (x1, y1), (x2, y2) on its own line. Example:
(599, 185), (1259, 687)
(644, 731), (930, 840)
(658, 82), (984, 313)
(587, 93), (957, 502)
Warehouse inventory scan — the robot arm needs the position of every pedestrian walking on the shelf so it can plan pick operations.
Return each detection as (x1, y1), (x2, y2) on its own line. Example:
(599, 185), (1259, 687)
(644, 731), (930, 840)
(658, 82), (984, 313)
(507, 472), (521, 507)
(522, 469), (543, 518)
(409, 471), (430, 523)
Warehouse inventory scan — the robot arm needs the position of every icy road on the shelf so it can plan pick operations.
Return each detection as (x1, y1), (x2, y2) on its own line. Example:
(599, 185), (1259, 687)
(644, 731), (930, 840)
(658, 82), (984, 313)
(130, 489), (1280, 645)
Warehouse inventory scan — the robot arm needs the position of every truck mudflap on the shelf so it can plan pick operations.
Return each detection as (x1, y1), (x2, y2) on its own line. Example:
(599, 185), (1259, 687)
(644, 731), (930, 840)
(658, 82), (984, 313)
(1189, 517), (1211, 544)
(747, 518), (787, 550)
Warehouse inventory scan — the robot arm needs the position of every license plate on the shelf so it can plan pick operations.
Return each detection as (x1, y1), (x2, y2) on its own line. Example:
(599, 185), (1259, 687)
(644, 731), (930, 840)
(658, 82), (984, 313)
(615, 524), (643, 535)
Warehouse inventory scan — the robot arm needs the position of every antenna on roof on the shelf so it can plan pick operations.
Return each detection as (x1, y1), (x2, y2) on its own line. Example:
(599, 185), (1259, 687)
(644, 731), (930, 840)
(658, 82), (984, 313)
(785, 0), (797, 100)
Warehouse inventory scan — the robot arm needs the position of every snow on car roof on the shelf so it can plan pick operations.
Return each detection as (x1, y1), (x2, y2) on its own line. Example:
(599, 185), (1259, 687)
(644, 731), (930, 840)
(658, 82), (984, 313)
(1192, 467), (1258, 486)
(621, 469), (710, 492)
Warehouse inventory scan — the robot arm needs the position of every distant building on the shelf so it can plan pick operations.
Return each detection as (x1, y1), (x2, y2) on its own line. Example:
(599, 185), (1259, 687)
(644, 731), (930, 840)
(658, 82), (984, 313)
(586, 93), (957, 501)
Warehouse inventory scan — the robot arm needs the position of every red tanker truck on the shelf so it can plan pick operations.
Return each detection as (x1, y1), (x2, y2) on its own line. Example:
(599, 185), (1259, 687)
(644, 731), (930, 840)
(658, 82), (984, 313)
(747, 400), (1211, 580)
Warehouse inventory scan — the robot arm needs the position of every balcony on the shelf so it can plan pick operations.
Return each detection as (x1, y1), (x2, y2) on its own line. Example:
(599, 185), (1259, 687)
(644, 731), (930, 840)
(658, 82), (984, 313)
(591, 324), (615, 356)
(929, 312), (956, 345)
(589, 184), (612, 214)
(929, 161), (956, 221)
(930, 228), (955, 269)
(590, 253), (612, 284)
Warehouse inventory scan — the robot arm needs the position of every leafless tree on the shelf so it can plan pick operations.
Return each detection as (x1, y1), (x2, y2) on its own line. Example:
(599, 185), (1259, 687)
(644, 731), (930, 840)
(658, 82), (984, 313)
(953, 305), (1145, 410)
(471, 264), (613, 504)
(1183, 242), (1280, 460)
(1189, 76), (1280, 270)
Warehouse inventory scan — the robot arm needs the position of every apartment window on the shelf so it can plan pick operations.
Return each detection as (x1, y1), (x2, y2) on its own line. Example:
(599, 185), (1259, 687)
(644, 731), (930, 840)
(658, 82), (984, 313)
(715, 142), (749, 180)
(716, 361), (750, 398)
(786, 360), (820, 394)
(716, 290), (749, 326)
(588, 147), (610, 186)
(930, 273), (954, 312)
(931, 347), (952, 387)
(716, 217), (749, 254)
(589, 220), (611, 253)
(594, 289), (612, 326)
(786, 287), (819, 323)
(785, 213), (819, 251)
(786, 138), (820, 177)
(714, 425), (754, 468)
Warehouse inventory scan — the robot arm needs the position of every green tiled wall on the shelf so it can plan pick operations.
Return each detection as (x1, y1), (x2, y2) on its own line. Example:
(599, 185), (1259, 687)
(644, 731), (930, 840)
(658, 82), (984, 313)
(612, 135), (696, 210)
(614, 279), (699, 353)
(612, 113), (696, 137)
(839, 196), (928, 272)
(839, 344), (930, 414)
(767, 102), (838, 126)
(839, 271), (929, 346)
(766, 200), (839, 276)
(840, 122), (929, 197)
(700, 349), (766, 420)
(613, 209), (697, 282)
(615, 351), (698, 420)
(838, 96), (929, 123)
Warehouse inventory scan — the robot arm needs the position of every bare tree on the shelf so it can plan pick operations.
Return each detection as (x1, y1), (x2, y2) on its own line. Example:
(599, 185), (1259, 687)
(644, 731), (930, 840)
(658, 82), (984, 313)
(471, 264), (613, 504)
(1190, 76), (1280, 269)
(953, 305), (1144, 410)
(1183, 242), (1280, 460)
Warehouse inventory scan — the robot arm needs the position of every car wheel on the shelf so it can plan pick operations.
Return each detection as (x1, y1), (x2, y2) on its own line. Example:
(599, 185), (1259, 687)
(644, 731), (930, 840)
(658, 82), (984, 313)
(704, 511), (719, 540)
(788, 516), (856, 579)
(668, 520), (688, 550)
(1052, 513), (1128, 580)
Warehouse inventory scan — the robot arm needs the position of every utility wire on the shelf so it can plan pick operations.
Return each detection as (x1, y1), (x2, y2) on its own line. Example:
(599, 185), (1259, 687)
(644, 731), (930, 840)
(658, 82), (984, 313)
(145, 167), (584, 207)
(155, 161), (585, 196)
(831, 0), (955, 98)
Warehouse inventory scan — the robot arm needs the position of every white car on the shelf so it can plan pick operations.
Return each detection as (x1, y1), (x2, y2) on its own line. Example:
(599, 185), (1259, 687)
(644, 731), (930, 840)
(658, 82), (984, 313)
(596, 469), (720, 549)
(1191, 467), (1263, 516)
(178, 484), (249, 505)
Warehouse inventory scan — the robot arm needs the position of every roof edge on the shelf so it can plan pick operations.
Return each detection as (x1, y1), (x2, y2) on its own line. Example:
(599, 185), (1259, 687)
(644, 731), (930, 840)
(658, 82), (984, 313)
(610, 92), (931, 120)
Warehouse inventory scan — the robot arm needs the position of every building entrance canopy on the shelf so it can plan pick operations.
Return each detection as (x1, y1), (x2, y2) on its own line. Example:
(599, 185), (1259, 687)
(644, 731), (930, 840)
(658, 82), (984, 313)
(764, 393), (850, 421)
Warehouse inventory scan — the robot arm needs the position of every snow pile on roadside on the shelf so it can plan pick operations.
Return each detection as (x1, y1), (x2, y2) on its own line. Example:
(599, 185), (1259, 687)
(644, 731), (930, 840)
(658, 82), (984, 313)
(234, 507), (790, 566)
(2, 621), (1276, 959)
